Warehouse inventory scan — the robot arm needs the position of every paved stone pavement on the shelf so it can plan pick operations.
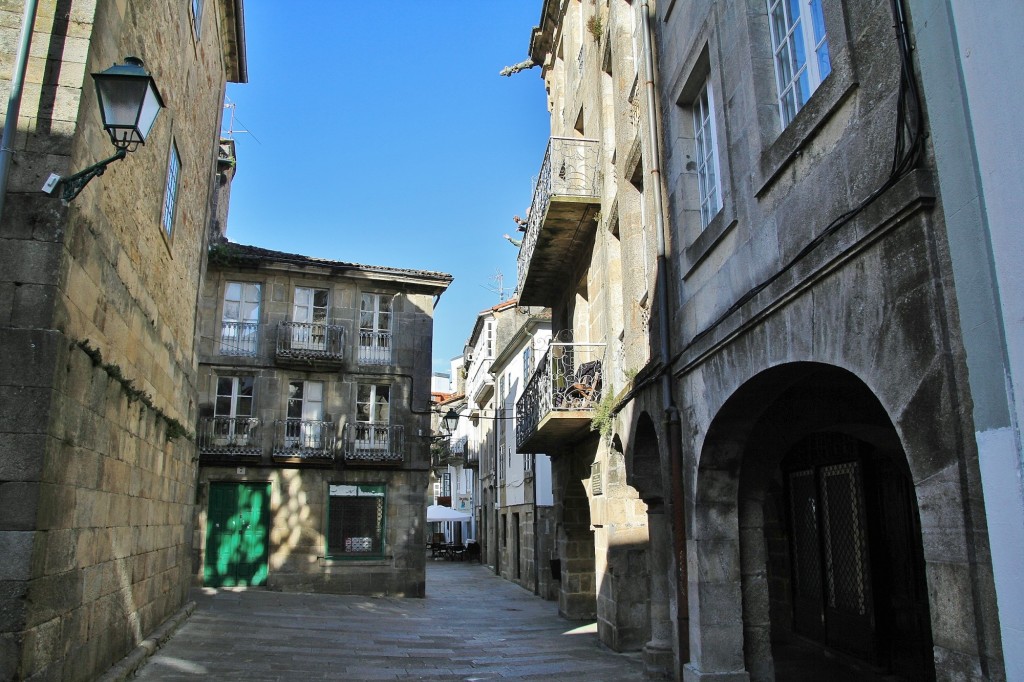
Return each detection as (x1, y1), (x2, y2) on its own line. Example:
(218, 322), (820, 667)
(133, 560), (645, 681)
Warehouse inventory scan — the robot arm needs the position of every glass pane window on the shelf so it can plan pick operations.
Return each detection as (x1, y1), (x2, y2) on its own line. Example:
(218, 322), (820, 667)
(161, 141), (181, 239)
(221, 282), (261, 355)
(215, 376), (254, 418)
(328, 484), (386, 557)
(357, 384), (390, 424)
(359, 293), (394, 365)
(767, 0), (831, 127)
(692, 79), (722, 229)
(191, 0), (204, 37)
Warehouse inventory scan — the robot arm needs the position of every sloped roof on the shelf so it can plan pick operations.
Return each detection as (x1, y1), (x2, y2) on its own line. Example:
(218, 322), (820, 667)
(210, 242), (453, 288)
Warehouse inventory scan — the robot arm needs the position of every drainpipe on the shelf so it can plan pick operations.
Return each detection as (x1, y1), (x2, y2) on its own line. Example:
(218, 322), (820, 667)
(640, 0), (688, 675)
(0, 0), (40, 222)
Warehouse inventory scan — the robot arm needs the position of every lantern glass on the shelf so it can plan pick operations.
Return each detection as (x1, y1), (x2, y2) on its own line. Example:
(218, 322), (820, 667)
(93, 58), (164, 149)
(442, 409), (459, 436)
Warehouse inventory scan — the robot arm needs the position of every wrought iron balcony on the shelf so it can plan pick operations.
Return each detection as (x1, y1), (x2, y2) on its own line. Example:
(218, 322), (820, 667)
(448, 435), (469, 466)
(464, 444), (480, 469)
(516, 137), (601, 306)
(357, 331), (392, 365)
(219, 321), (260, 356)
(276, 321), (346, 364)
(516, 340), (605, 453)
(197, 417), (262, 458)
(341, 422), (405, 465)
(272, 419), (336, 461)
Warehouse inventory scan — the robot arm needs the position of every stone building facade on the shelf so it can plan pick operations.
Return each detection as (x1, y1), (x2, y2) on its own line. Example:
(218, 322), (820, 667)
(647, 0), (1007, 679)
(518, 0), (1016, 680)
(193, 243), (451, 596)
(0, 1), (245, 679)
(514, 0), (658, 664)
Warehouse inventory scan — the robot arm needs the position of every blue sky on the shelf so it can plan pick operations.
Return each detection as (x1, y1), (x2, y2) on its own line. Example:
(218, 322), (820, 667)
(223, 3), (550, 376)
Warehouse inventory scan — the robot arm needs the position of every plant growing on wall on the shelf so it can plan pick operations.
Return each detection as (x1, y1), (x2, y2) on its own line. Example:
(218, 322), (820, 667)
(587, 15), (603, 41)
(590, 388), (617, 440)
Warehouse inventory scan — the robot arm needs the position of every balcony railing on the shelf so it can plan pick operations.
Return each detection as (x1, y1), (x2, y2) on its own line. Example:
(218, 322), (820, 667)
(517, 138), (601, 301)
(197, 417), (262, 456)
(467, 357), (493, 404)
(219, 321), (259, 356)
(357, 331), (392, 365)
(272, 419), (336, 460)
(276, 321), (346, 362)
(516, 340), (605, 452)
(447, 435), (468, 466)
(341, 422), (405, 465)
(464, 445), (479, 468)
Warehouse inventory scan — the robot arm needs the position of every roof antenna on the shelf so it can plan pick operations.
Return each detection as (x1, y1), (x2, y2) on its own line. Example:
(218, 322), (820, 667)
(480, 269), (509, 301)
(222, 97), (261, 144)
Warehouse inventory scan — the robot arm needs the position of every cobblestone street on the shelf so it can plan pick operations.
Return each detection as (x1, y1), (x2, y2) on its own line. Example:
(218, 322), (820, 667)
(132, 560), (644, 681)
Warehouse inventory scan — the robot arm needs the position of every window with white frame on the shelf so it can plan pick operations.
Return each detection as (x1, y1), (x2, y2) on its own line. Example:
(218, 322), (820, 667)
(767, 0), (831, 127)
(327, 484), (385, 557)
(285, 380), (324, 449)
(355, 384), (391, 455)
(212, 376), (254, 444)
(359, 293), (393, 364)
(220, 282), (260, 356)
(291, 286), (329, 350)
(693, 79), (722, 229)
(161, 140), (181, 239)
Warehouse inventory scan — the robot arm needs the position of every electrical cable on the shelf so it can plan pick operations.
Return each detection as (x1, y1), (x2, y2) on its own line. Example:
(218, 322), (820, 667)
(612, 0), (926, 416)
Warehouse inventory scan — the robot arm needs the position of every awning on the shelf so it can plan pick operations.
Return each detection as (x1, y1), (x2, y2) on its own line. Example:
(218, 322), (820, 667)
(427, 504), (471, 523)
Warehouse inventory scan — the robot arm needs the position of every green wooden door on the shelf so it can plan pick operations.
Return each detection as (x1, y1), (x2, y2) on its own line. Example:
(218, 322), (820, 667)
(204, 482), (270, 587)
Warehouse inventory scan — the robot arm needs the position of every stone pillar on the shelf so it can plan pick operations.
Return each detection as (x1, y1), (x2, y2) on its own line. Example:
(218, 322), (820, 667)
(643, 503), (674, 678)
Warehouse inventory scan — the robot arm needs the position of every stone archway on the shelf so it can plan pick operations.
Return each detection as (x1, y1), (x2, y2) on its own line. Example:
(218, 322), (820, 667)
(687, 362), (938, 682)
(626, 413), (675, 678)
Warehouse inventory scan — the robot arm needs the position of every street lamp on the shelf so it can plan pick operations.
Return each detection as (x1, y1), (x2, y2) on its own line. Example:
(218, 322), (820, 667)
(42, 56), (164, 203)
(441, 409), (460, 437)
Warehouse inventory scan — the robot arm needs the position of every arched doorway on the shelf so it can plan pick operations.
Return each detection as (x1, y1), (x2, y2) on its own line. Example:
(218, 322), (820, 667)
(693, 362), (935, 681)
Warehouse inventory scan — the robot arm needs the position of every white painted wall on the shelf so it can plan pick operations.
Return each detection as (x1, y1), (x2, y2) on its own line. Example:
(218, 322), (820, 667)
(913, 1), (1024, 676)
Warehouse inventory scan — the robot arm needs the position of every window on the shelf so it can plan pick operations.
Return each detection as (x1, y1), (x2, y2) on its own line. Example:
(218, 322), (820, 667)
(285, 380), (324, 449)
(161, 141), (180, 239)
(191, 0), (204, 37)
(221, 282), (260, 355)
(359, 293), (393, 364)
(327, 484), (385, 557)
(523, 346), (533, 379)
(212, 376), (254, 445)
(291, 287), (329, 350)
(767, 0), (831, 127)
(355, 384), (391, 455)
(693, 79), (723, 229)
(441, 472), (451, 498)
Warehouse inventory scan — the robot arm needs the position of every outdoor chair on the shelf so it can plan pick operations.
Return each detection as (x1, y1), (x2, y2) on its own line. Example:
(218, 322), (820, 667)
(565, 360), (601, 408)
(465, 541), (481, 563)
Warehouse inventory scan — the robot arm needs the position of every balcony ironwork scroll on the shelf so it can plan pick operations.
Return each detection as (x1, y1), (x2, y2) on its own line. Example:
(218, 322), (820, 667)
(219, 321), (259, 356)
(515, 338), (605, 450)
(197, 416), (262, 456)
(342, 422), (405, 465)
(276, 321), (346, 361)
(272, 419), (336, 459)
(517, 137), (601, 294)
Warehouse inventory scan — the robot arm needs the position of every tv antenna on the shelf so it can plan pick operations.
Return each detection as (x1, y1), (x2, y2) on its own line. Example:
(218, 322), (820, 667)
(480, 269), (510, 301)
(222, 97), (261, 144)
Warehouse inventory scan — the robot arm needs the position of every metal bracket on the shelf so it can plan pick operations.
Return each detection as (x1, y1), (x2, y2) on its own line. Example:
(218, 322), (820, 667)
(49, 148), (127, 203)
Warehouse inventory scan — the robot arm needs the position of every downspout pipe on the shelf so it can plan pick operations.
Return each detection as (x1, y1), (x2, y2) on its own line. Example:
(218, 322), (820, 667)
(0, 0), (40, 223)
(639, 0), (688, 676)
